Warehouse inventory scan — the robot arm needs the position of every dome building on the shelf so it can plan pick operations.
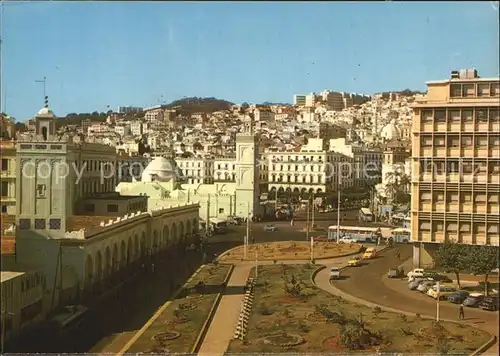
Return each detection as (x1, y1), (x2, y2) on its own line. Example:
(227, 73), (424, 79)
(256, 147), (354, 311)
(380, 119), (401, 141)
(140, 156), (184, 183)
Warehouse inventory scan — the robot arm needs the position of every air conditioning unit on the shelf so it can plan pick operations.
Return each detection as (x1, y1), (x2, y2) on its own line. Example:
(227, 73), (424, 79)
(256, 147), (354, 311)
(451, 71), (460, 79)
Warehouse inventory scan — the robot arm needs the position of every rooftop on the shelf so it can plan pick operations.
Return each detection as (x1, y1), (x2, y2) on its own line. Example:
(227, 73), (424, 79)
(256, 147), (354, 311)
(1, 270), (24, 283)
(67, 215), (111, 232)
(1, 237), (15, 255)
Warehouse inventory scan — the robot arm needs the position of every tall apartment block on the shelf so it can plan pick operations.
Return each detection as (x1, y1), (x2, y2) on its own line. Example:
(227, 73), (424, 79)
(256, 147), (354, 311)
(411, 69), (500, 267)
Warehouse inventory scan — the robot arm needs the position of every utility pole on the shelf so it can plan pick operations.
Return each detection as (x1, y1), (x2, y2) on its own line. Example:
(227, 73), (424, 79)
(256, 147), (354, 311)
(306, 198), (310, 242)
(310, 235), (314, 262)
(436, 281), (441, 322)
(336, 163), (341, 243)
(206, 194), (211, 237)
(255, 245), (258, 278)
(311, 192), (316, 229)
(0, 0), (4, 117)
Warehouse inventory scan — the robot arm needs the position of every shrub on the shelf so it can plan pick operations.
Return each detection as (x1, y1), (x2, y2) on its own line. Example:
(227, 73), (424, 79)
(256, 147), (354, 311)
(399, 314), (408, 323)
(298, 320), (310, 333)
(372, 306), (382, 318)
(436, 335), (451, 355)
(259, 302), (273, 315)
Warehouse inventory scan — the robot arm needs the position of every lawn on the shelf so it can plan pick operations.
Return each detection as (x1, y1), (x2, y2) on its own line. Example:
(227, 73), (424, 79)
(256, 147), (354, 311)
(227, 264), (491, 354)
(219, 241), (360, 261)
(127, 263), (232, 353)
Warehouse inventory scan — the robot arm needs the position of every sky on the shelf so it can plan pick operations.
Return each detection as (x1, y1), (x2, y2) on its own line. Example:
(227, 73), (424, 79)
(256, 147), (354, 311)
(2, 1), (499, 121)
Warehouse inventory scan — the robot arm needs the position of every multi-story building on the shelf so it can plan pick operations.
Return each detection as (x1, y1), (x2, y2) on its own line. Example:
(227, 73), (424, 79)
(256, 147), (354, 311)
(176, 157), (214, 184)
(253, 108), (275, 122)
(1, 141), (16, 214)
(411, 69), (500, 267)
(130, 120), (143, 136)
(114, 124), (130, 137)
(293, 94), (306, 107)
(144, 107), (165, 122)
(118, 106), (143, 115)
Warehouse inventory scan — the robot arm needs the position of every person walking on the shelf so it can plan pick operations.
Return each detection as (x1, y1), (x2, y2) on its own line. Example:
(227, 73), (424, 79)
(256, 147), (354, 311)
(396, 250), (401, 261)
(459, 305), (465, 320)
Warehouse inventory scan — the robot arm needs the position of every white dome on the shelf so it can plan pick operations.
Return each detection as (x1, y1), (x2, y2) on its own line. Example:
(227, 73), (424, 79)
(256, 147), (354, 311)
(380, 120), (400, 140)
(141, 157), (181, 182)
(36, 107), (56, 118)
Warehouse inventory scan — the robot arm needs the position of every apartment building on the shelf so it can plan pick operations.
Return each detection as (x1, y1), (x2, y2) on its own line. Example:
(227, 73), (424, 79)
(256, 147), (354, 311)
(411, 69), (500, 267)
(1, 141), (16, 214)
(176, 157), (214, 184)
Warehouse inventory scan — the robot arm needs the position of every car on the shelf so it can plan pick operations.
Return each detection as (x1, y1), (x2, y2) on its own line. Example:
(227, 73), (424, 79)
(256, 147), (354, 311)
(427, 285), (457, 299)
(479, 296), (499, 311)
(447, 290), (470, 304)
(362, 247), (377, 259)
(408, 277), (432, 290)
(407, 268), (426, 280)
(264, 225), (277, 232)
(417, 280), (436, 293)
(463, 293), (485, 307)
(424, 272), (453, 283)
(347, 256), (361, 267)
(227, 216), (242, 225)
(339, 237), (357, 244)
(388, 267), (405, 278)
(313, 235), (328, 242)
(329, 266), (341, 280)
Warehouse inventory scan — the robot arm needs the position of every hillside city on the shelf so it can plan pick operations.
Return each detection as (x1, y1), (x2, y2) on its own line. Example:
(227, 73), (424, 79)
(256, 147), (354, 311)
(0, 69), (499, 355)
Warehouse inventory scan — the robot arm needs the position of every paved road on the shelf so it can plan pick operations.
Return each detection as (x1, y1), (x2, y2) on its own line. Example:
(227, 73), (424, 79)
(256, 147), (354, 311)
(321, 245), (499, 355)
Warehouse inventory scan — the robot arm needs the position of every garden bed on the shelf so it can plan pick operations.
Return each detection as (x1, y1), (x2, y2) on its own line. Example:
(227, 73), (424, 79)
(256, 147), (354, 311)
(127, 263), (232, 353)
(219, 242), (360, 261)
(227, 264), (491, 354)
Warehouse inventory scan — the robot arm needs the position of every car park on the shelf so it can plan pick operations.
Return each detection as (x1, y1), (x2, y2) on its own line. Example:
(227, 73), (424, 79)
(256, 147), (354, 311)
(463, 293), (485, 308)
(347, 256), (361, 267)
(264, 225), (277, 232)
(479, 296), (499, 311)
(427, 285), (457, 299)
(447, 290), (470, 304)
(388, 267), (405, 278)
(416, 280), (436, 293)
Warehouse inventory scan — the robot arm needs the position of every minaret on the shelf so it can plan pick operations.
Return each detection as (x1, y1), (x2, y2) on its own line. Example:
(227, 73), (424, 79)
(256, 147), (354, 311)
(235, 113), (261, 218)
(35, 96), (56, 141)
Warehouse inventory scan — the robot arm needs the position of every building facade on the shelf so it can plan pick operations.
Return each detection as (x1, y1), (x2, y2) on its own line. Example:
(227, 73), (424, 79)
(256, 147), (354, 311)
(411, 70), (500, 267)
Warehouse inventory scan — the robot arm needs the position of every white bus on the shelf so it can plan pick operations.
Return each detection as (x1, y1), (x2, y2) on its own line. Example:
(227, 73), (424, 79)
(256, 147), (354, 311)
(328, 225), (380, 242)
(391, 227), (411, 243)
(359, 208), (374, 222)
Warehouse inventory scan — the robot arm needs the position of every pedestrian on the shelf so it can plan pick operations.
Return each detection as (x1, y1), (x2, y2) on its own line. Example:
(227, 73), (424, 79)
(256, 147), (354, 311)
(459, 305), (465, 320)
(290, 218), (294, 226)
(396, 251), (401, 261)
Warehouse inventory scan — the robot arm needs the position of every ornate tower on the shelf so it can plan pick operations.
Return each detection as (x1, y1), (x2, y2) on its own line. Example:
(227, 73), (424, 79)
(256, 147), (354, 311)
(235, 114), (261, 218)
(34, 97), (56, 141)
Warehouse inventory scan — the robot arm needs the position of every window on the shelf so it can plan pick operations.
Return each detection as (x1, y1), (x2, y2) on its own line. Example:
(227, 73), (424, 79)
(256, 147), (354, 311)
(422, 136), (433, 147)
(462, 162), (473, 174)
(1, 181), (7, 197)
(462, 84), (475, 97)
(462, 109), (473, 121)
(447, 192), (459, 203)
(49, 219), (61, 230)
(490, 109), (499, 122)
(435, 110), (446, 121)
(488, 194), (499, 203)
(435, 162), (445, 174)
(450, 84), (462, 97)
(476, 109), (488, 122)
(419, 221), (431, 231)
(432, 221), (444, 232)
(489, 162), (500, 175)
(448, 137), (460, 147)
(107, 204), (118, 213)
(1, 159), (8, 171)
(448, 110), (461, 122)
(474, 194), (486, 203)
(422, 110), (433, 121)
(474, 224), (486, 233)
(488, 224), (499, 233)
(475, 136), (488, 148)
(1, 205), (6, 213)
(461, 192), (472, 203)
(84, 204), (95, 212)
(447, 161), (460, 174)
(477, 83), (490, 97)
(489, 136), (499, 147)
(34, 219), (46, 230)
(491, 82), (500, 96)
(460, 223), (471, 232)
(461, 136), (473, 148)
(36, 184), (46, 198)
(434, 136), (445, 146)
(218, 208), (224, 214)
(446, 222), (458, 232)
(433, 191), (445, 202)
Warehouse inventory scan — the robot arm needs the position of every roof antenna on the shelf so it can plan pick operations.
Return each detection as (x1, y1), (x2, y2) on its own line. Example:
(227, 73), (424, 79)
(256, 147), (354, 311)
(35, 76), (47, 107)
(44, 95), (49, 108)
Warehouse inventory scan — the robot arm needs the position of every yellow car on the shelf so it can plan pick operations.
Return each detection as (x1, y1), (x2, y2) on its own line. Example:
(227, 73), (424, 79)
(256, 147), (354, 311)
(427, 285), (457, 299)
(347, 256), (361, 267)
(362, 247), (377, 260)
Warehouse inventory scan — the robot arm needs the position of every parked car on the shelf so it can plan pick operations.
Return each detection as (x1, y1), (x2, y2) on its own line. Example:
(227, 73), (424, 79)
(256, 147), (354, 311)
(407, 268), (426, 280)
(388, 267), (405, 278)
(479, 296), (499, 311)
(463, 293), (485, 307)
(339, 237), (357, 244)
(408, 277), (432, 290)
(264, 225), (277, 232)
(447, 290), (470, 304)
(417, 280), (436, 293)
(424, 272), (452, 283)
(347, 256), (361, 267)
(329, 266), (341, 280)
(427, 285), (457, 299)
(227, 216), (242, 225)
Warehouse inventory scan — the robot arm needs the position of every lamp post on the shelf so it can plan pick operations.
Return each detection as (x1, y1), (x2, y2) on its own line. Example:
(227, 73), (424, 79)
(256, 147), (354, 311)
(436, 281), (441, 322)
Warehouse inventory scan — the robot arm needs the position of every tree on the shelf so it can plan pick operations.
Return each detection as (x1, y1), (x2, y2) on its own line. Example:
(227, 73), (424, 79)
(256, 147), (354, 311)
(435, 241), (468, 288)
(466, 245), (499, 296)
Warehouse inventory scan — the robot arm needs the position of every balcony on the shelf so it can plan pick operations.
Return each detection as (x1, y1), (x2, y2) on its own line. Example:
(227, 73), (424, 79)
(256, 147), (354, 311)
(475, 174), (488, 184)
(460, 233), (473, 245)
(448, 147), (460, 157)
(448, 122), (461, 132)
(462, 122), (474, 132)
(420, 232), (432, 242)
(446, 232), (459, 241)
(475, 148), (489, 158)
(433, 203), (445, 212)
(460, 203), (473, 213)
(488, 205), (499, 214)
(435, 173), (446, 182)
(448, 173), (460, 183)
(488, 175), (500, 184)
(462, 148), (474, 157)
(490, 121), (500, 132)
(447, 203), (459, 212)
(434, 232), (445, 242)
(422, 122), (433, 132)
(462, 174), (474, 183)
(476, 122), (489, 131)
(435, 122), (447, 132)
(421, 148), (433, 157)
(433, 148), (446, 158)
(419, 202), (432, 211)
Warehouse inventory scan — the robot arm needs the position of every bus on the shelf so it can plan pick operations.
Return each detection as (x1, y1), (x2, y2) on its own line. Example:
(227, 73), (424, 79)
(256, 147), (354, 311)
(209, 218), (228, 234)
(359, 208), (374, 222)
(328, 225), (380, 242)
(391, 227), (411, 243)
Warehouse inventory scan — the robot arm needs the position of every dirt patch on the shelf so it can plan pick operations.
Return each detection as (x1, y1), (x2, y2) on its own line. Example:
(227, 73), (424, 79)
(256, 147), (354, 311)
(323, 336), (344, 352)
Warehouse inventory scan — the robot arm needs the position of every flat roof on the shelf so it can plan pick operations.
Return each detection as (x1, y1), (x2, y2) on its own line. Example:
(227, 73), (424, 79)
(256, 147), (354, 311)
(67, 215), (111, 232)
(426, 77), (499, 85)
(1, 270), (24, 283)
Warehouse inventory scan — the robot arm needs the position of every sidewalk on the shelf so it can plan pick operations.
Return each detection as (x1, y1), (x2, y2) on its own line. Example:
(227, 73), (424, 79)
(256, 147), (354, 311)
(197, 264), (251, 355)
